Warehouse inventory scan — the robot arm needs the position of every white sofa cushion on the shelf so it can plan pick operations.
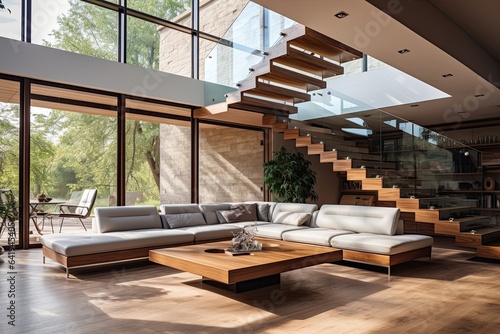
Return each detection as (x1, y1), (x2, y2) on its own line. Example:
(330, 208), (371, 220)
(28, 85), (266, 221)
(271, 203), (318, 226)
(282, 228), (355, 247)
(254, 223), (310, 239)
(40, 229), (194, 256)
(176, 224), (243, 242)
(279, 212), (311, 226)
(315, 205), (400, 235)
(93, 206), (162, 233)
(330, 233), (434, 255)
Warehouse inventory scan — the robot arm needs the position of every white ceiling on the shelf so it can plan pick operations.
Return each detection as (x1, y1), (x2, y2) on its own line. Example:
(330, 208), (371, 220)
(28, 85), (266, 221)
(252, 0), (500, 129)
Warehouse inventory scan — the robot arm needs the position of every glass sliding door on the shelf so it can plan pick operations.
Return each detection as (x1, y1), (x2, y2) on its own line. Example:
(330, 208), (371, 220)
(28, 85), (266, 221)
(29, 83), (117, 243)
(0, 77), (20, 248)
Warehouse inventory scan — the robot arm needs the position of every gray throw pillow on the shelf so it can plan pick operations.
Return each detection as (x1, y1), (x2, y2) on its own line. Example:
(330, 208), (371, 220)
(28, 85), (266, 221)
(216, 203), (258, 223)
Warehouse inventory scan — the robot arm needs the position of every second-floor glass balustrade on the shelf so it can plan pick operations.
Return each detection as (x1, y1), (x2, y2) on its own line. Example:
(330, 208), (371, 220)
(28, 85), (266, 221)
(202, 1), (295, 87)
(282, 109), (482, 211)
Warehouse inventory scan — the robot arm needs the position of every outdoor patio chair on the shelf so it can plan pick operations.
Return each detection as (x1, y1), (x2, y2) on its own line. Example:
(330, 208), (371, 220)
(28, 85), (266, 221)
(49, 189), (97, 233)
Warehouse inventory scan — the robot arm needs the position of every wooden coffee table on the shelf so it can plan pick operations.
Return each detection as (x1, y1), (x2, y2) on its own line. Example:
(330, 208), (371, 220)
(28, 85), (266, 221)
(149, 238), (342, 292)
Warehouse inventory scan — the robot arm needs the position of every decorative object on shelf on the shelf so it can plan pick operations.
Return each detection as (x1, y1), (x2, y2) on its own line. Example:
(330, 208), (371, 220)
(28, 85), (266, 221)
(484, 177), (495, 191)
(227, 226), (262, 254)
(263, 146), (318, 203)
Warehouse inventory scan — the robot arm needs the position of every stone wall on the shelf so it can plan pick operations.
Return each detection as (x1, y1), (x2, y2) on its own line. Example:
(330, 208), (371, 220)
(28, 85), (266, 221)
(159, 124), (191, 204)
(199, 126), (264, 203)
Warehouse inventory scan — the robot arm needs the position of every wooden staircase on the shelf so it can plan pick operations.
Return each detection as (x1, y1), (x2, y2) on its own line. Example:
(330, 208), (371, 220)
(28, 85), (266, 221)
(194, 24), (362, 126)
(194, 22), (500, 260)
(270, 118), (500, 260)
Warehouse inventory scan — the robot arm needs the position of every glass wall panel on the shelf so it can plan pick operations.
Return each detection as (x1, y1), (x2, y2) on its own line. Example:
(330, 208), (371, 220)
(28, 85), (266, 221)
(128, 0), (191, 26)
(199, 124), (264, 203)
(0, 78), (20, 248)
(200, 2), (294, 87)
(32, 0), (118, 61)
(199, 1), (263, 86)
(125, 99), (191, 206)
(157, 25), (192, 77)
(0, 0), (21, 40)
(29, 84), (117, 243)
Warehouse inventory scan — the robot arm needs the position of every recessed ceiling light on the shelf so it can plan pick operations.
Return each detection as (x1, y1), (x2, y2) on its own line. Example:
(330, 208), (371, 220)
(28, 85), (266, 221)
(442, 73), (453, 78)
(334, 11), (349, 19)
(398, 49), (410, 54)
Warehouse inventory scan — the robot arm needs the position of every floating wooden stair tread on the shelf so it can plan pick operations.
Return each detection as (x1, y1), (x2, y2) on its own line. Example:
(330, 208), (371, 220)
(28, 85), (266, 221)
(239, 81), (310, 104)
(259, 65), (327, 91)
(230, 95), (298, 114)
(290, 26), (363, 63)
(275, 48), (344, 78)
(455, 226), (500, 248)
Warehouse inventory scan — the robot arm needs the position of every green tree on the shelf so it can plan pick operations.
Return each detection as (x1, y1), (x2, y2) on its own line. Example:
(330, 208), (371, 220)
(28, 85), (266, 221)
(263, 146), (318, 203)
(0, 104), (19, 192)
(39, 0), (190, 202)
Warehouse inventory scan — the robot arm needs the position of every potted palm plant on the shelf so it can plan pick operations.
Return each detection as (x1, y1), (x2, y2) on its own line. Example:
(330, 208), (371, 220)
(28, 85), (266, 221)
(0, 189), (17, 255)
(263, 146), (318, 203)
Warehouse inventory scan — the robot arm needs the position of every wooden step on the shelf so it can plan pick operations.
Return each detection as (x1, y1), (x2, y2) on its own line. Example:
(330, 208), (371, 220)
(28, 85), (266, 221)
(434, 216), (491, 235)
(308, 143), (324, 155)
(397, 197), (421, 211)
(259, 64), (327, 91)
(239, 80), (311, 104)
(346, 168), (367, 180)
(377, 188), (401, 201)
(415, 206), (477, 223)
(332, 159), (352, 171)
(230, 95), (298, 114)
(320, 151), (338, 163)
(272, 121), (289, 132)
(455, 227), (500, 248)
(477, 240), (500, 260)
(290, 26), (363, 63)
(276, 48), (344, 78)
(361, 178), (384, 190)
(283, 128), (299, 140)
(295, 136), (312, 147)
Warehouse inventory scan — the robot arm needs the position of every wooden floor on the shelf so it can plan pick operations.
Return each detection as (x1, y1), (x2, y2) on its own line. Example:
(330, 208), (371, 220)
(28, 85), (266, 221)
(2, 237), (500, 333)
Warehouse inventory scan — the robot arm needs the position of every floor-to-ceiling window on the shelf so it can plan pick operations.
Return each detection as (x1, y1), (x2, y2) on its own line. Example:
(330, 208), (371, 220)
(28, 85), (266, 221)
(0, 77), (20, 248)
(0, 0), (283, 248)
(28, 83), (118, 244)
(0, 0), (21, 40)
(125, 98), (192, 206)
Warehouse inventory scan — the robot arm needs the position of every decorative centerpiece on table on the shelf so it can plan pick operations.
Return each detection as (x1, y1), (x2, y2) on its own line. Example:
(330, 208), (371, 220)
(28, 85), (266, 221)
(226, 226), (262, 255)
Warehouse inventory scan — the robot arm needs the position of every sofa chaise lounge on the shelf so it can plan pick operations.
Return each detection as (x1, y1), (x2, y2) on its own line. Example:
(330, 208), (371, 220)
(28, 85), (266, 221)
(40, 202), (433, 277)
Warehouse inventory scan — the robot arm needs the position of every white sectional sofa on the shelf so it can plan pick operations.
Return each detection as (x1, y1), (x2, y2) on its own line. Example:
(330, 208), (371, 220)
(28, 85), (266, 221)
(40, 202), (433, 277)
